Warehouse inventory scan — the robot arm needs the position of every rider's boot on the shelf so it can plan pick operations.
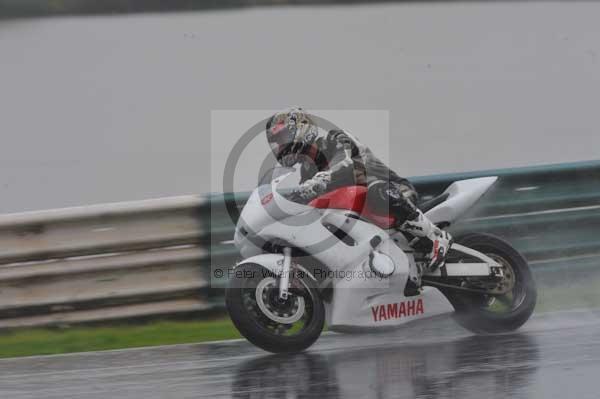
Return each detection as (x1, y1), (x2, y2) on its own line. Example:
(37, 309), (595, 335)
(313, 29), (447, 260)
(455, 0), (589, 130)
(400, 210), (453, 272)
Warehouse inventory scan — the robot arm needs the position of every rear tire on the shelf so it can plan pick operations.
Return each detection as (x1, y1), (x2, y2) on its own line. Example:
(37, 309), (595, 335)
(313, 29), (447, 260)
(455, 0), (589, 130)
(226, 263), (325, 353)
(441, 233), (537, 334)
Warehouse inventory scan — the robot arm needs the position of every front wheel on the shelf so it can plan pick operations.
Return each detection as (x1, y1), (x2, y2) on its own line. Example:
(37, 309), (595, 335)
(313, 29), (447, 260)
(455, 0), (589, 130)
(438, 233), (537, 334)
(225, 263), (325, 353)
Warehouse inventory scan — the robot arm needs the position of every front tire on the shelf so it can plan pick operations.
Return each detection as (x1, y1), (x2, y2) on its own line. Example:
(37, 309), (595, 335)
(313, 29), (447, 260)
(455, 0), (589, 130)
(225, 263), (325, 353)
(441, 233), (537, 334)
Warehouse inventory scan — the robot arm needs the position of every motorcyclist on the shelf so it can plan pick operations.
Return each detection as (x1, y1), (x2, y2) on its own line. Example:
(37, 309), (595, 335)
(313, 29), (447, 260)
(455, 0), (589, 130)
(265, 107), (453, 276)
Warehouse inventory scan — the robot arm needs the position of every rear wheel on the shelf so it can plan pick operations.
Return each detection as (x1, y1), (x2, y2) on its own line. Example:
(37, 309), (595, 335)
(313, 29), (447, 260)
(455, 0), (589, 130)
(225, 263), (325, 353)
(436, 233), (537, 334)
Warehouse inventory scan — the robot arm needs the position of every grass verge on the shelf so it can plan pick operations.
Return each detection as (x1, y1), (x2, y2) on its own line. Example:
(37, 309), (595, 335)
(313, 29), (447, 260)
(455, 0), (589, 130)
(0, 273), (598, 359)
(0, 318), (241, 359)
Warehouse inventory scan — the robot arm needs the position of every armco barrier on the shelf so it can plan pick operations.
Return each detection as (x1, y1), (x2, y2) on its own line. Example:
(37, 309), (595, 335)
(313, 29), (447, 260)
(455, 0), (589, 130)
(0, 160), (599, 328)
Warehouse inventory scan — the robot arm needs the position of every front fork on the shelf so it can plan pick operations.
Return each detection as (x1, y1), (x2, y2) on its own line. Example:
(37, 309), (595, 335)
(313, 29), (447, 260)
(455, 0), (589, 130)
(279, 247), (292, 300)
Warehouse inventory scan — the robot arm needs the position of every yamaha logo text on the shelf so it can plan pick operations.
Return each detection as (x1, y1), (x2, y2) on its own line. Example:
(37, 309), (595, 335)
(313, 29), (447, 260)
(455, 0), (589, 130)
(371, 299), (425, 322)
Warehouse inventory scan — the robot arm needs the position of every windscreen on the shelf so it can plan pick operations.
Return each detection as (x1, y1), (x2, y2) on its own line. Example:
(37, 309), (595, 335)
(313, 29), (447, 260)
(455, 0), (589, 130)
(258, 166), (298, 187)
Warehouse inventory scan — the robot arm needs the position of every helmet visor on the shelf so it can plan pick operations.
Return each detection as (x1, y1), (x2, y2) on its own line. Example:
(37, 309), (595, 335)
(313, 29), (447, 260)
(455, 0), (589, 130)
(267, 121), (295, 160)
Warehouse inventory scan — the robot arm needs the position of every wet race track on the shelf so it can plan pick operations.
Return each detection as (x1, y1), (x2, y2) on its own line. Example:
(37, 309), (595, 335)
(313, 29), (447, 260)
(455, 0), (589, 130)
(0, 310), (599, 399)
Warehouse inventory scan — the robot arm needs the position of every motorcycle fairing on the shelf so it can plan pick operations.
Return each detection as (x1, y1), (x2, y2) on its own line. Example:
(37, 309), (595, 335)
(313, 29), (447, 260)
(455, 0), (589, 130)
(424, 177), (498, 224)
(233, 174), (499, 331)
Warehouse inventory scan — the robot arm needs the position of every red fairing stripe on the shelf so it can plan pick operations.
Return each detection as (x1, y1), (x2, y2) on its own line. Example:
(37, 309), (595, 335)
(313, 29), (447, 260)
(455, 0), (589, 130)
(308, 186), (396, 229)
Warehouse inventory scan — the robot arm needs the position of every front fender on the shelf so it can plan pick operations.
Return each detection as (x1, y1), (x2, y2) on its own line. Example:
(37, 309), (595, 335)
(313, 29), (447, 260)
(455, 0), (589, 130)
(236, 253), (285, 276)
(236, 253), (318, 282)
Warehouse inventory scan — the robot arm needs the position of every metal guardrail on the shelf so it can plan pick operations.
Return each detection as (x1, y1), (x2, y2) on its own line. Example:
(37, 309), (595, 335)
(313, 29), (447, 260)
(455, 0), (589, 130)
(0, 160), (599, 329)
(0, 197), (212, 328)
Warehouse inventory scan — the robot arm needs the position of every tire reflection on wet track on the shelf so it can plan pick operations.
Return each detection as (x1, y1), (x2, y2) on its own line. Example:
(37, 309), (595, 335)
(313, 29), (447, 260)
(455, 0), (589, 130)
(231, 334), (539, 399)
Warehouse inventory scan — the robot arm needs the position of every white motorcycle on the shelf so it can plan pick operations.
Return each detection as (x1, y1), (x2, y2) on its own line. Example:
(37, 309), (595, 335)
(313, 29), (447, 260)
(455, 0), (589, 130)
(225, 167), (536, 353)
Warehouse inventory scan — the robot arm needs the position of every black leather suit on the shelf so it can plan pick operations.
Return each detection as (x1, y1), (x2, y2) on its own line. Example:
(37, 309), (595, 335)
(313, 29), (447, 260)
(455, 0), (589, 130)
(287, 130), (421, 225)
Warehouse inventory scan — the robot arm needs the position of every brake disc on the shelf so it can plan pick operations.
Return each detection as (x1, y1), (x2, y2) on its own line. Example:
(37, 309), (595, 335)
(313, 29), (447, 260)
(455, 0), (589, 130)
(255, 277), (305, 324)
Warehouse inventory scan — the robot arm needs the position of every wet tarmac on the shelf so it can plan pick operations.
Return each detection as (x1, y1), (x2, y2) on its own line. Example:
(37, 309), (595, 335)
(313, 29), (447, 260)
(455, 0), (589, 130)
(0, 309), (599, 398)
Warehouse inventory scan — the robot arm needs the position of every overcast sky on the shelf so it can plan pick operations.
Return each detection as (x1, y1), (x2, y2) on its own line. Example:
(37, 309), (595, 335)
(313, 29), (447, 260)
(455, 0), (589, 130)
(1, 2), (599, 213)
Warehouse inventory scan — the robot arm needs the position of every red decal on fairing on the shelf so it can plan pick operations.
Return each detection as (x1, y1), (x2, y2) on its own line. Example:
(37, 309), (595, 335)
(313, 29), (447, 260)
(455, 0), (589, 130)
(371, 299), (425, 322)
(261, 193), (274, 205)
(308, 186), (396, 229)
